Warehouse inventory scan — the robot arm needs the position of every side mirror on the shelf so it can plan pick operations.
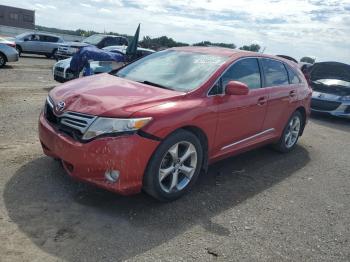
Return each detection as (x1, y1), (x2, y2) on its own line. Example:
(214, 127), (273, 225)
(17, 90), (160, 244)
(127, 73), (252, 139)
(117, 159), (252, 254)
(23, 38), (29, 42)
(225, 81), (249, 95)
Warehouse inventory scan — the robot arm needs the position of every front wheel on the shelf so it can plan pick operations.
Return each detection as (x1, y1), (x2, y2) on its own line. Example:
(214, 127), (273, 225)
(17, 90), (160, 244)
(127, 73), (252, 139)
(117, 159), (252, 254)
(0, 53), (6, 68)
(274, 111), (303, 153)
(143, 130), (203, 201)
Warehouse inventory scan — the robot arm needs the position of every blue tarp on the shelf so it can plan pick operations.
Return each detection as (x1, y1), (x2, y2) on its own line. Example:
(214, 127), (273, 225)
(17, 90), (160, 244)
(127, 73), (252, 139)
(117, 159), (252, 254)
(70, 46), (125, 75)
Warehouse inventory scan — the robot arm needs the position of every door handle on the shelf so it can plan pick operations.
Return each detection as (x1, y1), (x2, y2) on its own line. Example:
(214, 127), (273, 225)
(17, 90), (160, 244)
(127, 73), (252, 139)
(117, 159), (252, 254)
(257, 96), (267, 106)
(289, 90), (297, 97)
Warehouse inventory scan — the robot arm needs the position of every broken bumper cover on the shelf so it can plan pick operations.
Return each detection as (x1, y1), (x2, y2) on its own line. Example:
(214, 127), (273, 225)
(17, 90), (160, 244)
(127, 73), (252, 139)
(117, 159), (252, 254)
(38, 113), (160, 195)
(311, 92), (350, 119)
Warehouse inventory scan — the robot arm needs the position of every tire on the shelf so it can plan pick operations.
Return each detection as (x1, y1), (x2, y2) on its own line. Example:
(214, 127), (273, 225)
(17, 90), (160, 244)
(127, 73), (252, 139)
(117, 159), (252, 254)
(15, 46), (22, 56)
(143, 129), (203, 201)
(51, 49), (58, 60)
(274, 111), (303, 153)
(0, 53), (6, 68)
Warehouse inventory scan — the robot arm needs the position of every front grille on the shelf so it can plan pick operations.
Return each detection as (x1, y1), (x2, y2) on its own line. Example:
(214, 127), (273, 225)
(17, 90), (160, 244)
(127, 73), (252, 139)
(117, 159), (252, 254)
(55, 66), (64, 73)
(44, 97), (96, 140)
(311, 98), (341, 111)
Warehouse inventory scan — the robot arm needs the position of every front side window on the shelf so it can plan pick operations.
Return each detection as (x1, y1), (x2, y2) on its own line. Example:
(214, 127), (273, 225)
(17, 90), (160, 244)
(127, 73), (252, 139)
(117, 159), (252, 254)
(261, 59), (289, 87)
(115, 50), (227, 92)
(221, 58), (262, 89)
(28, 34), (39, 41)
(286, 65), (301, 84)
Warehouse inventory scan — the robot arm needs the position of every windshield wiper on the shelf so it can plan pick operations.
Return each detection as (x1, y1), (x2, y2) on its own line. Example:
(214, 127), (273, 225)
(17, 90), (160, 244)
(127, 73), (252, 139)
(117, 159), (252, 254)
(140, 80), (174, 90)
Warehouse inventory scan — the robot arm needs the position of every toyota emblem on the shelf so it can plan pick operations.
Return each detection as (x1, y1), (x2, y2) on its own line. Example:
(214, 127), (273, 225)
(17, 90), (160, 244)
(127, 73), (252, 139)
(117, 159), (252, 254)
(56, 101), (66, 112)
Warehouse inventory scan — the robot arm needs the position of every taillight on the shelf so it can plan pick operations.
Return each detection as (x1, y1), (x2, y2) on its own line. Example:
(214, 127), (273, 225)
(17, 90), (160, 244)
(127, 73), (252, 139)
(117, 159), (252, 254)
(6, 43), (16, 48)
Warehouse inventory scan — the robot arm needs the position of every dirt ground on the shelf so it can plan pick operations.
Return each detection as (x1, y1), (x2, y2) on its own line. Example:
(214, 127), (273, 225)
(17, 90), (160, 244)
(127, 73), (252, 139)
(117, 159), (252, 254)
(0, 56), (349, 262)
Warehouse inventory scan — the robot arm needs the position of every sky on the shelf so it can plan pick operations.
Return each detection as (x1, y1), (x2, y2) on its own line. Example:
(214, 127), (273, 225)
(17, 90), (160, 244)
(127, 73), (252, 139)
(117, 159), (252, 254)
(1, 0), (350, 63)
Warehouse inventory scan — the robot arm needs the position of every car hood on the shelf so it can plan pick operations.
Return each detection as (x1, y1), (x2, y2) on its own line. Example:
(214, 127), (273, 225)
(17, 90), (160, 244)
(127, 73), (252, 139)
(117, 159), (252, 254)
(58, 42), (89, 48)
(54, 57), (72, 68)
(49, 73), (185, 117)
(310, 62), (350, 82)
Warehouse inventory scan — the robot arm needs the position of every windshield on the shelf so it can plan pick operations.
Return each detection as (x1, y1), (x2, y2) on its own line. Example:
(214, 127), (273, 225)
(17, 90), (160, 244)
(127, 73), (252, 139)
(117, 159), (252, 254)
(83, 35), (104, 45)
(115, 50), (227, 92)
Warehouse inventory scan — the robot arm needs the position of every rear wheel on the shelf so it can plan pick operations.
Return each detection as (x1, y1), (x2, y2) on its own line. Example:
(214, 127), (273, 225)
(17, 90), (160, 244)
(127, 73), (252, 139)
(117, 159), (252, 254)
(274, 111), (303, 153)
(0, 53), (6, 67)
(143, 130), (203, 201)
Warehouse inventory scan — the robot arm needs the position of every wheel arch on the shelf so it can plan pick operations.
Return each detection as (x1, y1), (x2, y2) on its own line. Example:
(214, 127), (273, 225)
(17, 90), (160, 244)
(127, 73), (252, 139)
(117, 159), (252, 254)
(179, 125), (209, 173)
(295, 106), (306, 136)
(0, 51), (8, 62)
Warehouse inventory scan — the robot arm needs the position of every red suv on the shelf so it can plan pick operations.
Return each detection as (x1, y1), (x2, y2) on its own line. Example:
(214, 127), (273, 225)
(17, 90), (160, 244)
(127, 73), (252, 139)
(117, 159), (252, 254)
(39, 47), (311, 201)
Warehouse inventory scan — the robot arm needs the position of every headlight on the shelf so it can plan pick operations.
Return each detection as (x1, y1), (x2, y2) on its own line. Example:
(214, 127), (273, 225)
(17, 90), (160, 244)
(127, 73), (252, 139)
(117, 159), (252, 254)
(82, 117), (152, 140)
(68, 47), (79, 53)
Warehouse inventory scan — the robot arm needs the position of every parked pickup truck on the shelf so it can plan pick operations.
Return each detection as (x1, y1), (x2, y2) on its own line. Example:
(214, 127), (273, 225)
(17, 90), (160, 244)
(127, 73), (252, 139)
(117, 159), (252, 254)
(56, 34), (128, 60)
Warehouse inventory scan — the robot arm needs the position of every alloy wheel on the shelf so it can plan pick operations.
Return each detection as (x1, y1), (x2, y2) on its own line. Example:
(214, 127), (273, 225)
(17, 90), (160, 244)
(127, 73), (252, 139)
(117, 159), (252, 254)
(285, 115), (301, 148)
(0, 55), (5, 67)
(159, 141), (198, 193)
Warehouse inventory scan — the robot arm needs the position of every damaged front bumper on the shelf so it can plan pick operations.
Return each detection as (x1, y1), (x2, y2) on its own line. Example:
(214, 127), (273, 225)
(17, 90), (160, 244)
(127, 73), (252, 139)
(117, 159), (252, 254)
(311, 91), (350, 119)
(38, 113), (160, 195)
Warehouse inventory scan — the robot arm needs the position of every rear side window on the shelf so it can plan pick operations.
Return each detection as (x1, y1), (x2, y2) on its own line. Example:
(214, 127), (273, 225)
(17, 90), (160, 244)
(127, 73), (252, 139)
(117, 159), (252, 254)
(104, 37), (118, 46)
(261, 59), (289, 87)
(40, 35), (59, 42)
(221, 58), (261, 89)
(104, 37), (127, 46)
(286, 65), (301, 84)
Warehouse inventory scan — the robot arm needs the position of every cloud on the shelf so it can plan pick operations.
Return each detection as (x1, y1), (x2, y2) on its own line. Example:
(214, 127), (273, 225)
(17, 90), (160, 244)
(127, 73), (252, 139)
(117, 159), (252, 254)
(80, 3), (92, 8)
(1, 0), (349, 63)
(98, 8), (112, 13)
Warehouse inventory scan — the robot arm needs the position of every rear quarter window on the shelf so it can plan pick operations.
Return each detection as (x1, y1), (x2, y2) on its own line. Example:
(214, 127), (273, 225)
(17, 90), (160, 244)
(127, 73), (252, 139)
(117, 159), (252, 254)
(286, 65), (302, 84)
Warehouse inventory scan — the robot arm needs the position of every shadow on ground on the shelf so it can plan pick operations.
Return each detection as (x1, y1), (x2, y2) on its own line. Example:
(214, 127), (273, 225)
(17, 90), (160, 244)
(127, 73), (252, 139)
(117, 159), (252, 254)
(1, 65), (14, 69)
(310, 112), (350, 132)
(20, 54), (54, 60)
(4, 145), (309, 261)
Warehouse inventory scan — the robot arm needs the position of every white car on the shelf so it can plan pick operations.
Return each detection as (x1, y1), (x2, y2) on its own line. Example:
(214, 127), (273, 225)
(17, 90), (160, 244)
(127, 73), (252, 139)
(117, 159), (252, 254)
(52, 46), (155, 82)
(52, 57), (124, 83)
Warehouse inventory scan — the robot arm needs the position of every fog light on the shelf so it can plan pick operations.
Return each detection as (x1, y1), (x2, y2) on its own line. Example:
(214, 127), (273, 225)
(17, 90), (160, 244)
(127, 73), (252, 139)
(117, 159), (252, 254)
(105, 170), (120, 183)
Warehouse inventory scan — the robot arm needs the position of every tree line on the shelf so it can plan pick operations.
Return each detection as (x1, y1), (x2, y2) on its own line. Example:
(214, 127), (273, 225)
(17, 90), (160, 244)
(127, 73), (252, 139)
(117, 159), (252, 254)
(35, 25), (261, 52)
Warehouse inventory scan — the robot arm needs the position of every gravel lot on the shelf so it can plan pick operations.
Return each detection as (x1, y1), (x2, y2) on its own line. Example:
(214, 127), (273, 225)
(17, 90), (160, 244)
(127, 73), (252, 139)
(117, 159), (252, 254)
(0, 56), (349, 262)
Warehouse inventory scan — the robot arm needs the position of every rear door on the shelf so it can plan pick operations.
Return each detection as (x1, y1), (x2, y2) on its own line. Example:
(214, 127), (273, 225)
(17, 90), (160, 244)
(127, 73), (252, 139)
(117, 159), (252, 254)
(260, 58), (299, 134)
(41, 35), (59, 53)
(213, 58), (269, 153)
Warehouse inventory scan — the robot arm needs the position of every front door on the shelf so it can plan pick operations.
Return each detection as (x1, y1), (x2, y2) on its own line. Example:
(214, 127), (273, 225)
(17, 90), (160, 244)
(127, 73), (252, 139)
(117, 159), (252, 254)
(21, 34), (39, 52)
(214, 58), (268, 154)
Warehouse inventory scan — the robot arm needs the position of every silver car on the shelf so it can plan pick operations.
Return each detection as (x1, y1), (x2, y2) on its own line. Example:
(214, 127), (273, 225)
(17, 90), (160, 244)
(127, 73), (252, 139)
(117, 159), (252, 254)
(0, 43), (19, 67)
(309, 62), (350, 118)
(15, 32), (64, 58)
